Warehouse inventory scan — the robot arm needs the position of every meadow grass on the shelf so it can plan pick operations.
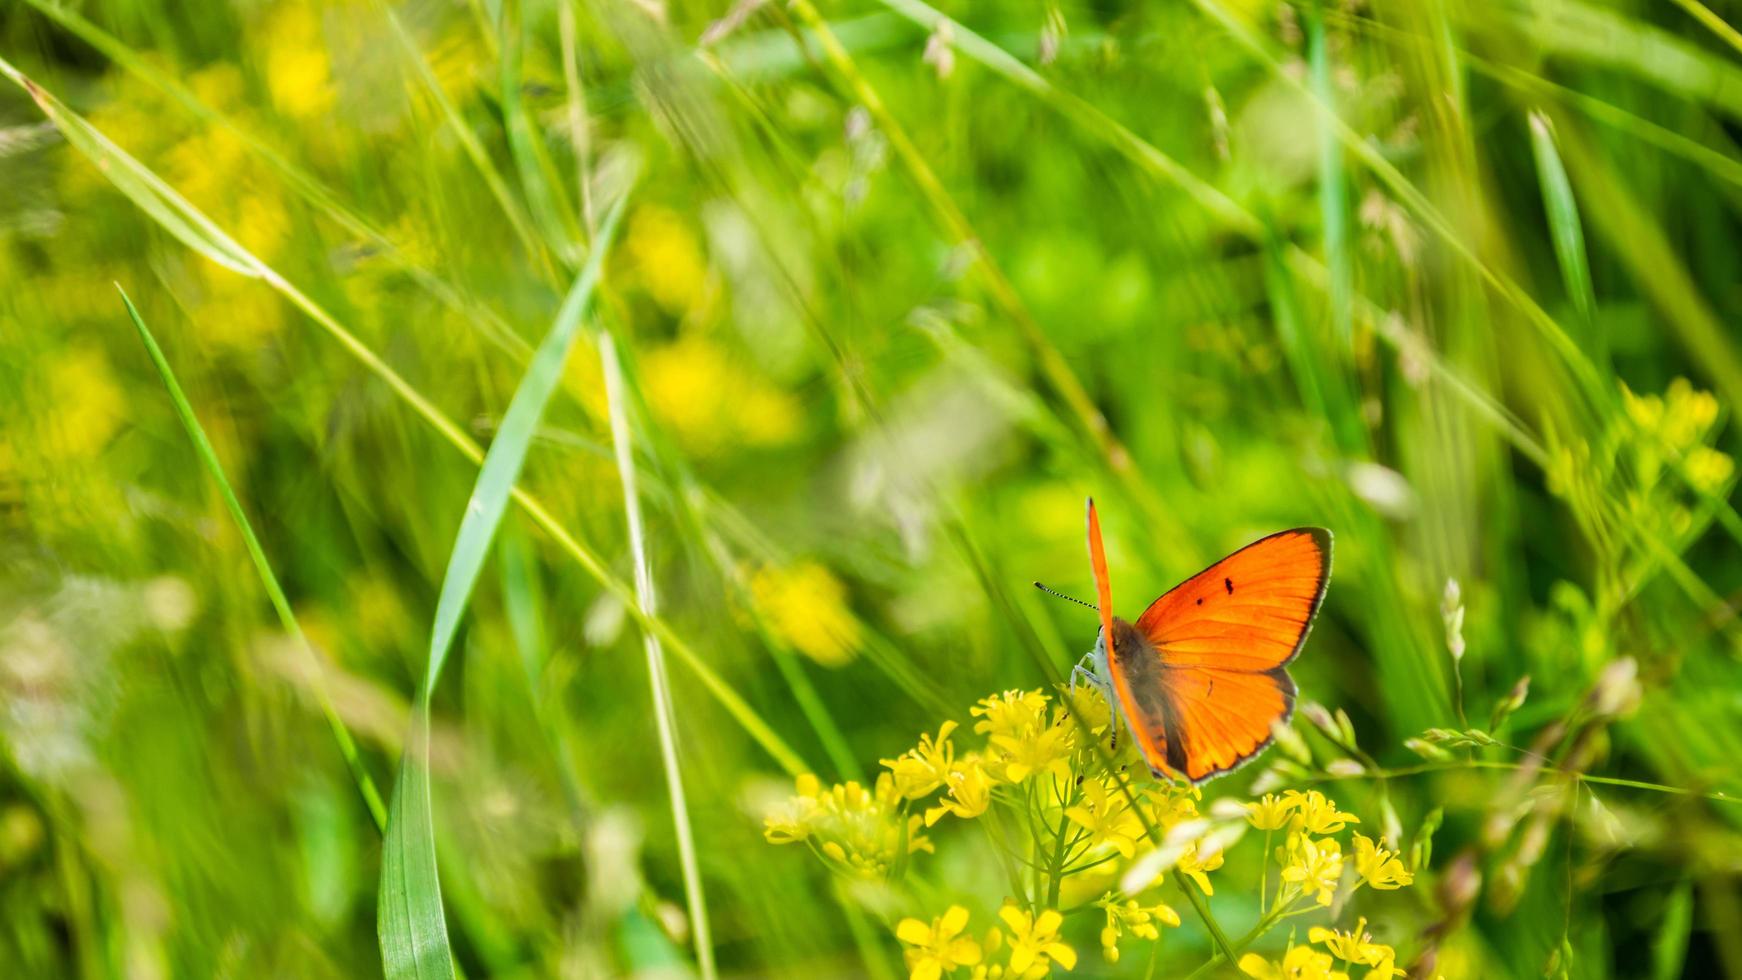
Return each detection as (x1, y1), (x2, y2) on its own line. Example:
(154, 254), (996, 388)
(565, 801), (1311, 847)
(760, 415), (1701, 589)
(2, 0), (1740, 977)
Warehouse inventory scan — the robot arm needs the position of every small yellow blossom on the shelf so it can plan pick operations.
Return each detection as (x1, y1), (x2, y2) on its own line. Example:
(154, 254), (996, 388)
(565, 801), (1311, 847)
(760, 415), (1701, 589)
(897, 905), (983, 980)
(927, 756), (996, 825)
(1094, 893), (1179, 963)
(1239, 943), (1351, 980)
(991, 723), (1074, 784)
(1310, 918), (1403, 978)
(885, 721), (960, 800)
(642, 335), (803, 454)
(750, 561), (861, 666)
(1351, 832), (1414, 890)
(763, 773), (823, 843)
(764, 773), (930, 876)
(1177, 839), (1226, 895)
(1285, 790), (1360, 835)
(1247, 793), (1296, 831)
(1281, 834), (1344, 906)
(998, 904), (1077, 975)
(971, 690), (1051, 740)
(626, 205), (708, 313)
(1146, 782), (1202, 830)
(262, 6), (336, 120)
(1064, 778), (1144, 859)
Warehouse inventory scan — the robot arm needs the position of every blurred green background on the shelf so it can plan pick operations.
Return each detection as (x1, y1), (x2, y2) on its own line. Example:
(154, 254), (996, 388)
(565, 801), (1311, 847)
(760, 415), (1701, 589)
(2, 0), (1740, 976)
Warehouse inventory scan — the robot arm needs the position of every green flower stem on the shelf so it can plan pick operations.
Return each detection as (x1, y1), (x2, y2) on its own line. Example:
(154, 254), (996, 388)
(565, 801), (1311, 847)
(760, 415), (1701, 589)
(982, 805), (1032, 910)
(1173, 868), (1238, 967)
(1045, 810), (1072, 908)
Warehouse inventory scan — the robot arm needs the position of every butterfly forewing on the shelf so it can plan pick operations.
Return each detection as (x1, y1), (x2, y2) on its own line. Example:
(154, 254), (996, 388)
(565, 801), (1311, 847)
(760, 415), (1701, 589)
(1134, 528), (1331, 671)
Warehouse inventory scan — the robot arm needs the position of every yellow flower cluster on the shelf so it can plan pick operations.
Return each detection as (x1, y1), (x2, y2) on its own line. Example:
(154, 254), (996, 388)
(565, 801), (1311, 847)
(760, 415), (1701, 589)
(749, 561), (862, 667)
(765, 689), (1417, 977)
(1240, 916), (1404, 980)
(1246, 790), (1413, 908)
(896, 903), (1079, 980)
(762, 773), (932, 877)
(1094, 893), (1180, 963)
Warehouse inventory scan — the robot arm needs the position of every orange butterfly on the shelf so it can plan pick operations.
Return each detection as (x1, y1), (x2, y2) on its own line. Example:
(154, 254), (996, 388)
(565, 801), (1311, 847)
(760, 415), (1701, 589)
(1074, 499), (1331, 784)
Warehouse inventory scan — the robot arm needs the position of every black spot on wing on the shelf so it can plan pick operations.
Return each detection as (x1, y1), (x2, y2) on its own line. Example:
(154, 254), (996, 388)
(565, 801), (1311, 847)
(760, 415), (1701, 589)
(1224, 577), (1234, 594)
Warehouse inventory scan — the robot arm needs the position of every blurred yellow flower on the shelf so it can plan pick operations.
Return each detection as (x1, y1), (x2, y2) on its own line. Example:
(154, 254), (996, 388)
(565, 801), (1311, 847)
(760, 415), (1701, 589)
(627, 205), (708, 313)
(884, 721), (959, 800)
(1684, 446), (1735, 493)
(998, 904), (1076, 976)
(1064, 778), (1143, 859)
(896, 905), (983, 980)
(35, 342), (125, 458)
(641, 334), (801, 454)
(1351, 832), (1414, 891)
(750, 560), (860, 666)
(1239, 943), (1350, 980)
(925, 756), (995, 825)
(762, 773), (822, 844)
(263, 6), (336, 120)
(1281, 834), (1344, 907)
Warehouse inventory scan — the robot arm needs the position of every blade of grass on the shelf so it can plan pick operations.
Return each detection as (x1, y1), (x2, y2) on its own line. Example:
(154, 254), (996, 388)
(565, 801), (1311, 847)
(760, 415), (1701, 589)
(1527, 112), (1602, 361)
(599, 330), (715, 978)
(116, 286), (389, 832)
(0, 59), (805, 778)
(378, 191), (628, 980)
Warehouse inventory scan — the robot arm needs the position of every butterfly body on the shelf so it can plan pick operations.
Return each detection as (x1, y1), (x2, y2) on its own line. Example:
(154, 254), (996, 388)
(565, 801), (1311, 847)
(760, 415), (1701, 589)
(1083, 502), (1330, 784)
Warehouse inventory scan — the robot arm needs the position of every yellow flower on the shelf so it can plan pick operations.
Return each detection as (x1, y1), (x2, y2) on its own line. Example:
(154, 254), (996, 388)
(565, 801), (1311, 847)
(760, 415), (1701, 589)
(991, 722), (1073, 784)
(884, 721), (960, 800)
(1685, 446), (1735, 492)
(750, 561), (861, 666)
(1247, 793), (1296, 831)
(1146, 782), (1201, 830)
(1309, 917), (1386, 964)
(1095, 893), (1179, 963)
(1177, 839), (1226, 895)
(763, 773), (823, 843)
(262, 6), (336, 120)
(1285, 790), (1360, 835)
(626, 205), (708, 313)
(1239, 943), (1351, 980)
(1064, 778), (1144, 859)
(766, 773), (930, 876)
(897, 905), (983, 980)
(1281, 834), (1344, 906)
(642, 335), (802, 454)
(926, 756), (996, 825)
(998, 904), (1077, 975)
(1351, 832), (1414, 890)
(34, 342), (124, 459)
(971, 690), (1050, 740)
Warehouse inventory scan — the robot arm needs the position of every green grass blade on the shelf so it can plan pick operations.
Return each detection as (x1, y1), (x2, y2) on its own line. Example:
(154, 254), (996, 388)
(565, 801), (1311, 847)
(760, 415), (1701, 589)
(377, 192), (628, 980)
(1528, 112), (1601, 343)
(598, 330), (715, 978)
(116, 287), (387, 831)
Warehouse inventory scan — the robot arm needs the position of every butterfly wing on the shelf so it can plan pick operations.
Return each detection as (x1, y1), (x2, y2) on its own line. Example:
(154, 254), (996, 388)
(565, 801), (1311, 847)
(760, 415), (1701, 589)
(1113, 528), (1331, 782)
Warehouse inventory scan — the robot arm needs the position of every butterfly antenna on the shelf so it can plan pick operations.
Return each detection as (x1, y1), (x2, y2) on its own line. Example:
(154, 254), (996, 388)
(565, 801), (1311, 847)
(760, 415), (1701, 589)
(1033, 582), (1099, 612)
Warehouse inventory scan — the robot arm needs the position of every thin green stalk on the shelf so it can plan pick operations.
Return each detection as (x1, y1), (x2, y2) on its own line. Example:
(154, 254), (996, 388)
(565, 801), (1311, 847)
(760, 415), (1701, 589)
(117, 287), (388, 832)
(600, 331), (715, 979)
